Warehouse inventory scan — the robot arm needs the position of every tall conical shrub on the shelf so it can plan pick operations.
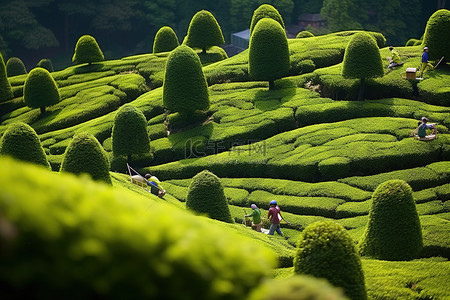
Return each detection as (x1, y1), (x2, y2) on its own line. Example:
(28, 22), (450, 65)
(6, 57), (27, 77)
(358, 180), (423, 261)
(153, 26), (179, 53)
(72, 35), (104, 65)
(0, 122), (50, 169)
(422, 9), (450, 62)
(23, 67), (60, 114)
(250, 4), (285, 34)
(186, 170), (233, 223)
(294, 221), (367, 300)
(60, 133), (111, 184)
(0, 52), (13, 102)
(185, 10), (225, 53)
(37, 58), (54, 72)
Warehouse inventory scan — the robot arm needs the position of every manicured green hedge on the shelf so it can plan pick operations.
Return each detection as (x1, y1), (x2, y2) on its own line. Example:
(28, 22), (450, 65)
(422, 9), (450, 61)
(72, 35), (104, 65)
(0, 52), (13, 102)
(0, 157), (275, 299)
(417, 75), (450, 106)
(249, 4), (285, 34)
(405, 38), (422, 46)
(296, 31), (314, 38)
(6, 57), (27, 77)
(153, 26), (179, 53)
(37, 58), (54, 72)
(23, 67), (60, 114)
(358, 180), (423, 260)
(185, 10), (225, 53)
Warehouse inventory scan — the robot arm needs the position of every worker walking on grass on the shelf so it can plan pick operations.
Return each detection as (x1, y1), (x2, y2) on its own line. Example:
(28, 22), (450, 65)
(268, 200), (286, 236)
(419, 47), (434, 78)
(245, 204), (262, 232)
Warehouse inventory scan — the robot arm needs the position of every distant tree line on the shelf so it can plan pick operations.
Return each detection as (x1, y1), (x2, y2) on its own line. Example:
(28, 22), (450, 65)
(0, 0), (447, 69)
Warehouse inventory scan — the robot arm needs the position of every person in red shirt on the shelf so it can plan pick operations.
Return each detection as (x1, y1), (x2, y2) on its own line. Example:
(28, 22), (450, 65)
(268, 200), (284, 236)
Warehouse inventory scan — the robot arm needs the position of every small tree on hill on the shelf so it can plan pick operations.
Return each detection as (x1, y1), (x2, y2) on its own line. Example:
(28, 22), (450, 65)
(422, 9), (450, 62)
(37, 58), (54, 72)
(163, 45), (209, 115)
(60, 133), (111, 184)
(296, 31), (314, 38)
(153, 26), (180, 53)
(185, 10), (225, 54)
(342, 32), (384, 101)
(6, 57), (27, 77)
(72, 35), (104, 65)
(186, 170), (233, 223)
(0, 122), (50, 169)
(250, 4), (285, 34)
(0, 52), (13, 102)
(24, 67), (60, 114)
(249, 18), (290, 90)
(294, 221), (367, 300)
(112, 104), (150, 162)
(358, 180), (423, 261)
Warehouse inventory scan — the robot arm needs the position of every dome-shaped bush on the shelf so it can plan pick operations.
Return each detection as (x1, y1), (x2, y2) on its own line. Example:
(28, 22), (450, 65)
(185, 10), (225, 53)
(294, 221), (367, 300)
(0, 52), (13, 102)
(72, 35), (104, 65)
(112, 104), (150, 161)
(23, 67), (60, 114)
(37, 58), (54, 72)
(405, 38), (422, 47)
(422, 9), (450, 61)
(153, 26), (180, 53)
(60, 133), (111, 184)
(186, 170), (233, 223)
(0, 122), (50, 169)
(250, 4), (285, 34)
(6, 57), (27, 77)
(163, 45), (209, 115)
(249, 275), (348, 300)
(249, 18), (290, 90)
(358, 180), (423, 261)
(296, 30), (314, 38)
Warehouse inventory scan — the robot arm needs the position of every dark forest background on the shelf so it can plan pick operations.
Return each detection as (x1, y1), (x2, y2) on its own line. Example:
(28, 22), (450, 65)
(0, 0), (448, 70)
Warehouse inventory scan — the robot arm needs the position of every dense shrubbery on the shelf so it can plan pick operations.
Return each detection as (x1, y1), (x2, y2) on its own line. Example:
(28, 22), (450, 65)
(296, 31), (314, 38)
(294, 221), (367, 300)
(153, 26), (179, 53)
(405, 38), (422, 46)
(0, 52), (13, 102)
(422, 9), (450, 61)
(23, 67), (60, 114)
(249, 18), (290, 89)
(358, 180), (423, 260)
(6, 57), (27, 77)
(0, 122), (50, 169)
(0, 157), (275, 299)
(185, 10), (225, 53)
(186, 170), (234, 223)
(163, 45), (209, 115)
(72, 35), (104, 64)
(249, 4), (285, 34)
(60, 133), (111, 184)
(36, 58), (54, 72)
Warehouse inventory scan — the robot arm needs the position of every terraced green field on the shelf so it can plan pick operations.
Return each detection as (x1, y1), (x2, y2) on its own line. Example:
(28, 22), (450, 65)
(1, 30), (449, 299)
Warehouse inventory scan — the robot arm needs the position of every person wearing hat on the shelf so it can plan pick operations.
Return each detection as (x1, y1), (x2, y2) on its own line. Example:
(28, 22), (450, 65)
(267, 200), (285, 236)
(245, 204), (262, 232)
(419, 47), (434, 78)
(388, 46), (403, 68)
(417, 117), (437, 138)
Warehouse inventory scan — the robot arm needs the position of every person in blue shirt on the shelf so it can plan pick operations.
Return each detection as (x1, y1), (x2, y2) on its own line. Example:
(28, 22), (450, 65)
(419, 47), (434, 78)
(417, 117), (437, 139)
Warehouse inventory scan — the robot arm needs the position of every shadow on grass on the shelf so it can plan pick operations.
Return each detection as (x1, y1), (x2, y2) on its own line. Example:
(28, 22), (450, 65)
(253, 79), (297, 111)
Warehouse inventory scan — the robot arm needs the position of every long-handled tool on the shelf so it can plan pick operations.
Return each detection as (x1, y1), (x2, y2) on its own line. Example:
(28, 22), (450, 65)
(434, 56), (445, 69)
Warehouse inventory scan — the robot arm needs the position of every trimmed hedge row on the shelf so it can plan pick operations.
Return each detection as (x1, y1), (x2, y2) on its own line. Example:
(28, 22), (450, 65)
(0, 52), (13, 102)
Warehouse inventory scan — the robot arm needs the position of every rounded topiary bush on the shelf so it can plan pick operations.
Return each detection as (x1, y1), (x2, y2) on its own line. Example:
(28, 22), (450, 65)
(163, 45), (209, 115)
(296, 30), (314, 38)
(0, 52), (13, 102)
(0, 122), (50, 169)
(249, 18), (290, 90)
(249, 275), (348, 300)
(153, 26), (180, 53)
(422, 9), (450, 61)
(186, 170), (233, 223)
(294, 221), (367, 300)
(23, 67), (60, 114)
(72, 35), (104, 65)
(60, 133), (111, 184)
(250, 4), (285, 34)
(36, 58), (54, 72)
(112, 104), (150, 161)
(358, 180), (423, 261)
(405, 38), (422, 47)
(6, 57), (27, 77)
(185, 10), (225, 53)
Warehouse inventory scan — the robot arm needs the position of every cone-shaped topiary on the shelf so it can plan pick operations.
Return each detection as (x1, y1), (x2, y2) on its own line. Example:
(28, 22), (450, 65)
(296, 30), (314, 38)
(342, 32), (384, 101)
(249, 18), (290, 90)
(0, 52), (13, 102)
(23, 67), (60, 114)
(185, 10), (225, 54)
(422, 9), (450, 62)
(249, 275), (349, 300)
(37, 58), (54, 72)
(250, 4), (285, 34)
(294, 221), (367, 300)
(6, 57), (27, 77)
(153, 26), (180, 53)
(72, 35), (104, 65)
(163, 45), (209, 115)
(112, 104), (150, 162)
(186, 170), (233, 223)
(0, 122), (50, 169)
(358, 180), (423, 261)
